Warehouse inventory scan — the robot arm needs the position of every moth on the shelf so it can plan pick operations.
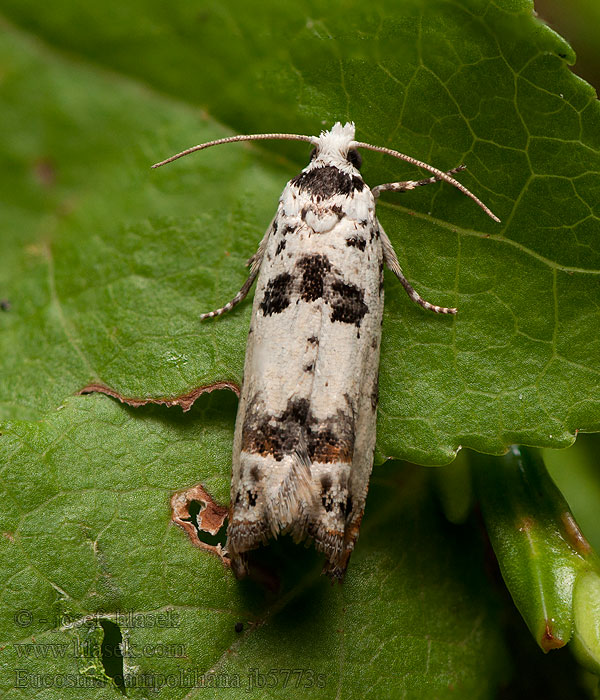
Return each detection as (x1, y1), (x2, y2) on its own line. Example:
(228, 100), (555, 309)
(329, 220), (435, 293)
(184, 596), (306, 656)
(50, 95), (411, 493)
(153, 123), (498, 580)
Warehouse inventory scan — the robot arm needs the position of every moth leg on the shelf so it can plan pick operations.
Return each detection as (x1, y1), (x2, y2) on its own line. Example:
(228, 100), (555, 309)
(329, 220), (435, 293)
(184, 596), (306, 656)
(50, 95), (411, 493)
(372, 165), (466, 200)
(200, 217), (274, 320)
(379, 224), (457, 315)
(200, 272), (259, 320)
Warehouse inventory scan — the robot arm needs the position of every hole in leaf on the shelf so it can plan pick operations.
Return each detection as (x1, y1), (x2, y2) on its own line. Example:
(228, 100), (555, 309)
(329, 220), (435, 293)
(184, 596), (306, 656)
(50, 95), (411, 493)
(170, 484), (230, 567)
(185, 499), (228, 547)
(99, 619), (126, 695)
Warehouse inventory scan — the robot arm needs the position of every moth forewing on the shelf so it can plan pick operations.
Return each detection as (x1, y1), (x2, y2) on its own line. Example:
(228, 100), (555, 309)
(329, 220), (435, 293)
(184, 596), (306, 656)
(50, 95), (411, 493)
(227, 159), (383, 579)
(153, 122), (499, 580)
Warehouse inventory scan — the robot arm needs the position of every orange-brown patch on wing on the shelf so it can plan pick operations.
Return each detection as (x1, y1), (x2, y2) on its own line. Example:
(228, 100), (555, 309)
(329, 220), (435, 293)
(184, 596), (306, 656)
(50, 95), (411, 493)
(311, 442), (353, 463)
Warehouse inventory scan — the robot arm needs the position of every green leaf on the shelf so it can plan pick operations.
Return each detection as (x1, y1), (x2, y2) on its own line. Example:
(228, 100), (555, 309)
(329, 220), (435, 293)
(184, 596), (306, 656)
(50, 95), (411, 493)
(0, 396), (508, 698)
(534, 0), (600, 88)
(2, 0), (600, 696)
(1, 0), (599, 462)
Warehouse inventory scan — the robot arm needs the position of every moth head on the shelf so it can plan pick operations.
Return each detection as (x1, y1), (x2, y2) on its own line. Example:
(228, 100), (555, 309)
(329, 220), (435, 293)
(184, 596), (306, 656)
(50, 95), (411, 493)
(309, 145), (362, 170)
(308, 121), (361, 171)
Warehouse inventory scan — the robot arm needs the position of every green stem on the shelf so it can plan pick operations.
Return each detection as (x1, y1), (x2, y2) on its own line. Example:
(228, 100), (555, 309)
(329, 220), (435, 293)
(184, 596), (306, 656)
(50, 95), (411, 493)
(472, 445), (600, 666)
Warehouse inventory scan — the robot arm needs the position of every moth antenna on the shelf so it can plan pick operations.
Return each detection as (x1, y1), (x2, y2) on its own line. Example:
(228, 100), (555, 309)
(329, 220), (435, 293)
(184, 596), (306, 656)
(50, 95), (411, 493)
(152, 133), (315, 168)
(353, 141), (500, 222)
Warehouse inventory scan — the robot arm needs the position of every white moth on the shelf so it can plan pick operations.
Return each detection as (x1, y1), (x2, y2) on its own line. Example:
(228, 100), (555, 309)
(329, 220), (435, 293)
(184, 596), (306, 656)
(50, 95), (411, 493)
(153, 122), (498, 580)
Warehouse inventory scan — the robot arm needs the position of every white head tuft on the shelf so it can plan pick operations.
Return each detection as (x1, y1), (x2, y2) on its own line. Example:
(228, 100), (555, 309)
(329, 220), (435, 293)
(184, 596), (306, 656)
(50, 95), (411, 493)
(313, 122), (356, 155)
(306, 122), (359, 172)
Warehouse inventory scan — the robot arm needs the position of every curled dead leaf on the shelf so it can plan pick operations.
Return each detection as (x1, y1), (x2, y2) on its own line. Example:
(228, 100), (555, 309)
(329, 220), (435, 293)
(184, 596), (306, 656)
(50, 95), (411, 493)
(77, 381), (240, 411)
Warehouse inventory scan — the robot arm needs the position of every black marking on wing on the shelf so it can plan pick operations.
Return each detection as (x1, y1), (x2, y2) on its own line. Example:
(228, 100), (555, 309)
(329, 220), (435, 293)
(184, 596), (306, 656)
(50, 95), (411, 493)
(319, 471), (354, 517)
(346, 235), (366, 251)
(309, 409), (354, 463)
(242, 397), (308, 462)
(301, 202), (346, 224)
(297, 254), (332, 302)
(291, 166), (364, 198)
(260, 272), (293, 316)
(320, 474), (332, 492)
(341, 494), (353, 517)
(329, 280), (369, 327)
(370, 375), (379, 411)
(260, 242), (373, 326)
(249, 465), (261, 482)
(241, 397), (354, 464)
(282, 397), (310, 424)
